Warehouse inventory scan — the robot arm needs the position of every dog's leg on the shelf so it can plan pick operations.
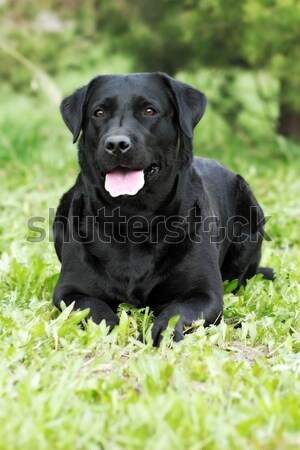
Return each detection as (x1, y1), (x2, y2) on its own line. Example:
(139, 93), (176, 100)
(241, 251), (275, 283)
(221, 174), (274, 288)
(53, 293), (119, 329)
(151, 295), (223, 346)
(221, 243), (261, 287)
(221, 241), (274, 288)
(256, 267), (274, 281)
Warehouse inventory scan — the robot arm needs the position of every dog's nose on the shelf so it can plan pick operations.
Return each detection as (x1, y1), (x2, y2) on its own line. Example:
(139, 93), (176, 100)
(104, 135), (131, 155)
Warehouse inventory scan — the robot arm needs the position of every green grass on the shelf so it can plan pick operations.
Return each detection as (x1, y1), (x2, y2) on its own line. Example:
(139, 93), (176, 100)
(1, 83), (300, 450)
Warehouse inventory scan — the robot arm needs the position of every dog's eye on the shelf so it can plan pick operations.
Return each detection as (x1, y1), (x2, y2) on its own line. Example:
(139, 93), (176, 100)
(145, 107), (157, 116)
(94, 109), (105, 118)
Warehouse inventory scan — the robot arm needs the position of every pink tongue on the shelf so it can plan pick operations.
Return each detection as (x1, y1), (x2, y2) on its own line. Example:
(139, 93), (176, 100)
(105, 169), (145, 197)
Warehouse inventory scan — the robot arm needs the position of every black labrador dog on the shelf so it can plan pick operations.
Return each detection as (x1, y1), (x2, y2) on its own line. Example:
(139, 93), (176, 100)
(53, 72), (272, 345)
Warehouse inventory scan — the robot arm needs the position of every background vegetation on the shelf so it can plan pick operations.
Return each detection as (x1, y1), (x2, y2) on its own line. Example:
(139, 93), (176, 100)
(0, 1), (300, 449)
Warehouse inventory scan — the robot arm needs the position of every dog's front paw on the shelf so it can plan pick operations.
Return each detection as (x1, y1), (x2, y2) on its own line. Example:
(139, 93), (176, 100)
(151, 308), (184, 347)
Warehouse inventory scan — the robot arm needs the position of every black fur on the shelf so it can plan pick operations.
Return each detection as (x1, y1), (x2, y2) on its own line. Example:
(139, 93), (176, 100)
(53, 72), (273, 345)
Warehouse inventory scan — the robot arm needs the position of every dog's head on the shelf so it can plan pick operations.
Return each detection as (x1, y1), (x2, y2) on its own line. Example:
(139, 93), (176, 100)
(60, 73), (206, 199)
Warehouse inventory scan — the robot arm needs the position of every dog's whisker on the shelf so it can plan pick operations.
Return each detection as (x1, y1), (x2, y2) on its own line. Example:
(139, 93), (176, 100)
(53, 72), (272, 346)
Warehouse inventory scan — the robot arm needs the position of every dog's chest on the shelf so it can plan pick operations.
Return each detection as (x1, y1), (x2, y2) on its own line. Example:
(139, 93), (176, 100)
(97, 241), (160, 306)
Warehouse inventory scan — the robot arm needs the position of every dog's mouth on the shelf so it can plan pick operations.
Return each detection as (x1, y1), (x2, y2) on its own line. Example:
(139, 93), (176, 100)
(104, 164), (159, 198)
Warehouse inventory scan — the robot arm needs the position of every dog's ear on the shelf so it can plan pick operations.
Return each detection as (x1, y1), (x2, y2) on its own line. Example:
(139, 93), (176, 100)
(158, 73), (207, 138)
(60, 84), (90, 143)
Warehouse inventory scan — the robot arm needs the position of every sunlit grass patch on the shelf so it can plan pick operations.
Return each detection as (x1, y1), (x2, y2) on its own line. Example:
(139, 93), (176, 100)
(1, 90), (300, 450)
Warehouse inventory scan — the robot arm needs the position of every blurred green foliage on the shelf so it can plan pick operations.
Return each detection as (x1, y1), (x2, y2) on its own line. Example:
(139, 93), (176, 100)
(0, 0), (299, 141)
